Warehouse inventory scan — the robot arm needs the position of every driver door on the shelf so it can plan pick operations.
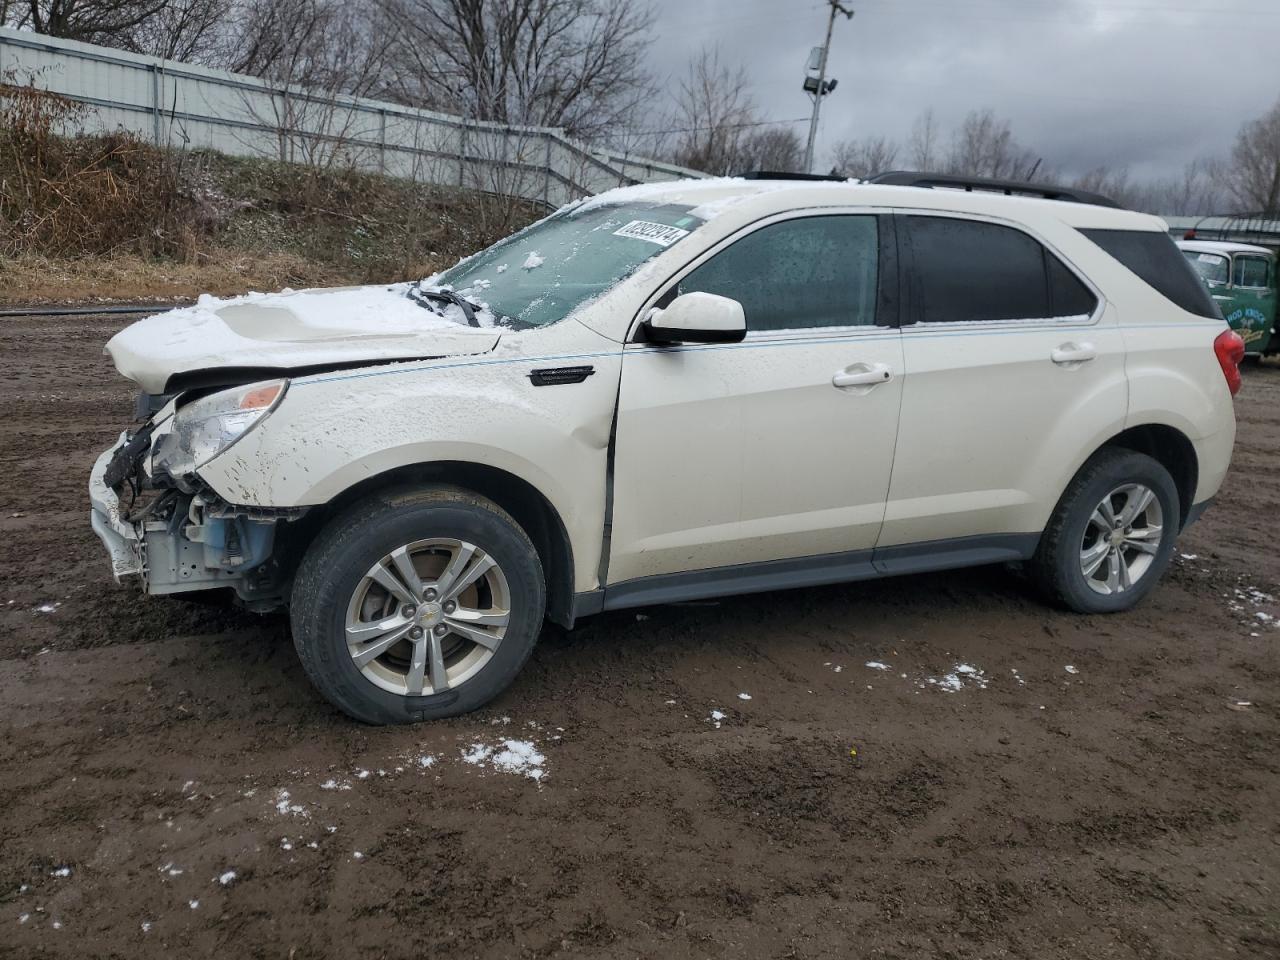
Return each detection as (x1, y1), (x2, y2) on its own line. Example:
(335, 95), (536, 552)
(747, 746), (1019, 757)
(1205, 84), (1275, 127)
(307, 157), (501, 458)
(604, 212), (904, 596)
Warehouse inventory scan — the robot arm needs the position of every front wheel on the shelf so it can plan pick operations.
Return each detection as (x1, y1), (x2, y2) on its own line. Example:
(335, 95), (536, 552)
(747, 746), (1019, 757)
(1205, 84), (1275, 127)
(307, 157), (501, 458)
(290, 486), (546, 724)
(1029, 449), (1179, 614)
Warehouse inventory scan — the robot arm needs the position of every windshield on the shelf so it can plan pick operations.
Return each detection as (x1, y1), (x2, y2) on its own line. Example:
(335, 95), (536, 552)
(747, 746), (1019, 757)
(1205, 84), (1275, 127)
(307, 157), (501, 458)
(429, 201), (704, 329)
(1183, 250), (1230, 285)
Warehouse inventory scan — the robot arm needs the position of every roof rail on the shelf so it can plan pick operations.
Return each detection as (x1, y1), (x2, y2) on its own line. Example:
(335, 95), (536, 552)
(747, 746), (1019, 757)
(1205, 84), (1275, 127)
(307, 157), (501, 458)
(738, 171), (848, 182)
(867, 171), (1123, 209)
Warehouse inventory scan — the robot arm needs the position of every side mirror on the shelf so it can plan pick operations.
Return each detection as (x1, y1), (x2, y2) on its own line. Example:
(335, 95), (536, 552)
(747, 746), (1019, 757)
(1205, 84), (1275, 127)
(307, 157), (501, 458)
(641, 292), (747, 345)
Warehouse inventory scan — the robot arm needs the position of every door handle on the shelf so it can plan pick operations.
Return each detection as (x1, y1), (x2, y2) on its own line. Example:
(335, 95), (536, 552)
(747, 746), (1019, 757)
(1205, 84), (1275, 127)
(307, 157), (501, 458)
(832, 362), (893, 389)
(1051, 342), (1097, 365)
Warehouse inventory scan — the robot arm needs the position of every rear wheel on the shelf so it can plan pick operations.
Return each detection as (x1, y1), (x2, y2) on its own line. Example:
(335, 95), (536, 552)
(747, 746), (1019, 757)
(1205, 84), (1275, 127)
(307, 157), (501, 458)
(1029, 449), (1179, 613)
(290, 486), (545, 724)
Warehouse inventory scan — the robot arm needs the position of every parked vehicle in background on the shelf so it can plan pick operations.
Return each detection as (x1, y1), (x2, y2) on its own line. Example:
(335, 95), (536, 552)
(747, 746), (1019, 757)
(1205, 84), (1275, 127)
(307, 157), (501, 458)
(1178, 239), (1277, 355)
(90, 173), (1242, 724)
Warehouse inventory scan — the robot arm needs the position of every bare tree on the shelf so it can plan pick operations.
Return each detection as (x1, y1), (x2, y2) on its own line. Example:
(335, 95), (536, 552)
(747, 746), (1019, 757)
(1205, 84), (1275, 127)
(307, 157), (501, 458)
(376, 0), (655, 142)
(906, 107), (940, 171)
(667, 45), (757, 175)
(736, 126), (804, 173)
(22, 0), (169, 44)
(129, 0), (228, 62)
(830, 135), (899, 179)
(945, 109), (1042, 180)
(1223, 95), (1280, 212)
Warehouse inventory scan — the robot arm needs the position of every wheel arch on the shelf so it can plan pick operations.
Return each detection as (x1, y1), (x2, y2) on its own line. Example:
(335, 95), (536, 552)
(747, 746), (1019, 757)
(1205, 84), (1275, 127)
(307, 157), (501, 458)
(1097, 423), (1198, 529)
(292, 461), (577, 628)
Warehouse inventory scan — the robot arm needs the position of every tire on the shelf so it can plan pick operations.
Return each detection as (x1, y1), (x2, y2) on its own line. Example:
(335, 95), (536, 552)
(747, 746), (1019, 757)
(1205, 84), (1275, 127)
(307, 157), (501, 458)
(290, 485), (545, 724)
(1028, 448), (1179, 614)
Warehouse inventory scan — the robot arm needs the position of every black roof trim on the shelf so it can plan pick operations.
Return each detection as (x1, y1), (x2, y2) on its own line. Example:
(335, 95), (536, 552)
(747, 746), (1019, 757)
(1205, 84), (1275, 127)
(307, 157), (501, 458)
(867, 171), (1123, 209)
(738, 171), (849, 182)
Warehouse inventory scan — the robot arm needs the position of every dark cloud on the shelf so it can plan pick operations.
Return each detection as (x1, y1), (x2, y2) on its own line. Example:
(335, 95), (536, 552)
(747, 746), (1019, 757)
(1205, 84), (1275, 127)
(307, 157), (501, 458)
(646, 0), (1279, 179)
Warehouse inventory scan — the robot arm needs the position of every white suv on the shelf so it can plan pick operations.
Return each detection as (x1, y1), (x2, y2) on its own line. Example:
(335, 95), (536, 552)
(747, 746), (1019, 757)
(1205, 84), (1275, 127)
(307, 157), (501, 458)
(90, 173), (1242, 724)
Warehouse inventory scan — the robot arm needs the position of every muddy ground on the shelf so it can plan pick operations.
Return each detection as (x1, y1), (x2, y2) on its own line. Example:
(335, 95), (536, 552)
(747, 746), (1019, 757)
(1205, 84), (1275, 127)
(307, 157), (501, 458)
(0, 312), (1277, 959)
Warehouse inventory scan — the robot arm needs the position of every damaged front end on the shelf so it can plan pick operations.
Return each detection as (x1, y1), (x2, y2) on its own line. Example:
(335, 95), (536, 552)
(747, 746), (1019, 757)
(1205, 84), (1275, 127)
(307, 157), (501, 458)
(89, 383), (304, 610)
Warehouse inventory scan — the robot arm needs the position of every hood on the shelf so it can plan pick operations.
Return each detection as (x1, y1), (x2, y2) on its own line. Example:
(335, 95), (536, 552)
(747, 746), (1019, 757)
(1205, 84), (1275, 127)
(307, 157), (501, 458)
(106, 285), (502, 394)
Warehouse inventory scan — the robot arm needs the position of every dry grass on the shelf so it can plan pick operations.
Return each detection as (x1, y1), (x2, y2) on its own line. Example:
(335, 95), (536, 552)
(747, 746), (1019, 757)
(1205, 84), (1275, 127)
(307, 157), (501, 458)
(0, 79), (542, 305)
(0, 249), (452, 305)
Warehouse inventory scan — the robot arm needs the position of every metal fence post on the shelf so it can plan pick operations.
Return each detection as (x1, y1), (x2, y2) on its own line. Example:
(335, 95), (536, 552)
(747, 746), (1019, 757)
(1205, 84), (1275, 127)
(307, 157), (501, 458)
(378, 108), (386, 174)
(543, 135), (552, 206)
(151, 63), (162, 145)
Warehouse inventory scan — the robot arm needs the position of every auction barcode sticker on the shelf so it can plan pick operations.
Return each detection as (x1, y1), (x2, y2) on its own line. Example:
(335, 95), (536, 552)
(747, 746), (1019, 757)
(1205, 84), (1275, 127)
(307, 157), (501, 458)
(613, 220), (690, 247)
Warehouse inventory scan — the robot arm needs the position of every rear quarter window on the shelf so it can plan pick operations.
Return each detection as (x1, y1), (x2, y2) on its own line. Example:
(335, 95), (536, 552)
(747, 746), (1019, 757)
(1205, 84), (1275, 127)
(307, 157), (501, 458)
(1082, 229), (1221, 319)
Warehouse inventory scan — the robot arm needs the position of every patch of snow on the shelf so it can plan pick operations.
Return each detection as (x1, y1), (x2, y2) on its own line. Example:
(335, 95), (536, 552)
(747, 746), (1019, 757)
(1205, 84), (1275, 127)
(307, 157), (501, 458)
(1064, 665), (1079, 674)
(521, 251), (545, 271)
(416, 755), (436, 769)
(737, 692), (752, 700)
(353, 852), (364, 861)
(188, 900), (199, 910)
(833, 665), (843, 674)
(35, 603), (59, 613)
(50, 866), (71, 878)
(1180, 553), (1199, 560)
(141, 921), (152, 933)
(462, 740), (546, 781)
(319, 778), (351, 791)
(495, 263), (508, 273)
(217, 870), (236, 886)
(865, 661), (891, 671)
(18, 914), (29, 924)
(709, 709), (726, 729)
(274, 789), (307, 817)
(924, 663), (989, 693)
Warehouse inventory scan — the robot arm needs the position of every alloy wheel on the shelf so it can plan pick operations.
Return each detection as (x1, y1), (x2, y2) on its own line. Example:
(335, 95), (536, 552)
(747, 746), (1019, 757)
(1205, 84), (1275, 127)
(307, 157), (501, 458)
(344, 538), (510, 696)
(1079, 483), (1164, 596)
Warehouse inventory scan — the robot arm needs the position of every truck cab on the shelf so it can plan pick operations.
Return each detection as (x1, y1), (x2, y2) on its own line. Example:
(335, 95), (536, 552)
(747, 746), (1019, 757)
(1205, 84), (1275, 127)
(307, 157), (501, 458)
(1177, 239), (1277, 354)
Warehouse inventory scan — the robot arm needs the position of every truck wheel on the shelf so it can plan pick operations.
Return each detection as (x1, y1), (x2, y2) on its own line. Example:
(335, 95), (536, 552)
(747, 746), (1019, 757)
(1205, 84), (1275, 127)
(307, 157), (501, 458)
(290, 485), (545, 724)
(1028, 449), (1179, 614)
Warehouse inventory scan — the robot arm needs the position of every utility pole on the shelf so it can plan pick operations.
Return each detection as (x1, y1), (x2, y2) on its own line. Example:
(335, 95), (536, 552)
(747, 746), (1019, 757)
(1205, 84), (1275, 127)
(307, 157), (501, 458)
(803, 0), (854, 174)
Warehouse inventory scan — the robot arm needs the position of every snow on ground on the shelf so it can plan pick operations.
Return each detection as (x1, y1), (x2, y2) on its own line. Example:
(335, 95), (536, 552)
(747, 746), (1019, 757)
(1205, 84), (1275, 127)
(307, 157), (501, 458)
(461, 740), (547, 781)
(709, 710), (726, 729)
(921, 663), (990, 693)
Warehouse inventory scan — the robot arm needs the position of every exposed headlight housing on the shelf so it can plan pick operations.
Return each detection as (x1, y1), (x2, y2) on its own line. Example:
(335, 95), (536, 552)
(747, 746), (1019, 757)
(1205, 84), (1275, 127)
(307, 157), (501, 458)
(153, 379), (287, 478)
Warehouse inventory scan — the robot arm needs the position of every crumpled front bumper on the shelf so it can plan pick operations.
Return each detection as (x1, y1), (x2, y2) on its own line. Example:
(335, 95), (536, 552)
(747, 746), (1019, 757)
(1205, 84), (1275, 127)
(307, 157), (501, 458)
(89, 431), (145, 582)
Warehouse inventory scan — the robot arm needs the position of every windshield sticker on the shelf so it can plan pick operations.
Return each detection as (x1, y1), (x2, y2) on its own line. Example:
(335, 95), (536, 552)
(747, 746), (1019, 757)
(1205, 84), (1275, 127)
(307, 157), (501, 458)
(613, 220), (690, 247)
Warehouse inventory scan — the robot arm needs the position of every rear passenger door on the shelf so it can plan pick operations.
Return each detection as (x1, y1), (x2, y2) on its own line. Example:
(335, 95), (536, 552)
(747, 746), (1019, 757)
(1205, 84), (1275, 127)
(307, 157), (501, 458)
(878, 214), (1128, 560)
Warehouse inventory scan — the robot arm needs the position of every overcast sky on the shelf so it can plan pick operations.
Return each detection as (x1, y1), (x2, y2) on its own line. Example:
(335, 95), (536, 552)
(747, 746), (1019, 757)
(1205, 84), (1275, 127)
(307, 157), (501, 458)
(645, 0), (1279, 180)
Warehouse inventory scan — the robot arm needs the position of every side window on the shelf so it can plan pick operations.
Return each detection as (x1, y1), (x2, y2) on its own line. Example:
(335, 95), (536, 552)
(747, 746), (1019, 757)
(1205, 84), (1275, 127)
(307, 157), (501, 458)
(677, 215), (879, 331)
(1234, 255), (1271, 289)
(905, 216), (1095, 323)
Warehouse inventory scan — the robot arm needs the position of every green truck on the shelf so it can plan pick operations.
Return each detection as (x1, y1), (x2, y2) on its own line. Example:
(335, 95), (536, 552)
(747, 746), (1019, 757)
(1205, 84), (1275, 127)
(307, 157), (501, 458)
(1178, 239), (1277, 355)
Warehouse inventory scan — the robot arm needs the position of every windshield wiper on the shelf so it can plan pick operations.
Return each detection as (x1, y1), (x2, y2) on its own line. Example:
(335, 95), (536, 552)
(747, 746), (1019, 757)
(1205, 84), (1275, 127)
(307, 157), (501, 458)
(408, 286), (480, 327)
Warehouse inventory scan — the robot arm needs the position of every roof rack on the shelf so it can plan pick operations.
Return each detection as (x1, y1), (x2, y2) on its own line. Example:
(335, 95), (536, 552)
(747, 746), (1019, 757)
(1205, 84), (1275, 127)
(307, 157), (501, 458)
(738, 171), (848, 182)
(867, 171), (1122, 210)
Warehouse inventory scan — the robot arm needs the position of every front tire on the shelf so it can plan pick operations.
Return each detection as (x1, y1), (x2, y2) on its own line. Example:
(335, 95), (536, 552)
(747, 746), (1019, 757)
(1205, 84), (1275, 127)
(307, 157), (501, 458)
(1029, 449), (1179, 614)
(290, 486), (545, 724)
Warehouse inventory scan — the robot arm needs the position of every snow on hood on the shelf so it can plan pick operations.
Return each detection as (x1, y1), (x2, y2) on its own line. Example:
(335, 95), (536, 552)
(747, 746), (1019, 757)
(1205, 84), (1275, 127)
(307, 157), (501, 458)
(107, 284), (502, 393)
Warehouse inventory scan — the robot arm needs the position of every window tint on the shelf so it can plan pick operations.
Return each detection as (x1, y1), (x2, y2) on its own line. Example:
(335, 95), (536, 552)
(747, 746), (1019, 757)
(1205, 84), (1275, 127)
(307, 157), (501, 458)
(677, 215), (878, 331)
(905, 216), (1092, 323)
(1047, 254), (1099, 318)
(1081, 229), (1220, 319)
(1234, 255), (1271, 289)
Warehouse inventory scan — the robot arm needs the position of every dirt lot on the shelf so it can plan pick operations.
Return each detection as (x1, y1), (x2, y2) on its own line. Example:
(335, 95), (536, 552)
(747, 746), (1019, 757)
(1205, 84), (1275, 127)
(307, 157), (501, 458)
(0, 312), (1277, 959)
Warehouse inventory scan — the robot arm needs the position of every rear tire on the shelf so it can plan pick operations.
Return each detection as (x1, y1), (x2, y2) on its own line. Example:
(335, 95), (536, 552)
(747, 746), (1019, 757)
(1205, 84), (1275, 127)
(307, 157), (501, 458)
(1028, 449), (1179, 614)
(290, 485), (545, 724)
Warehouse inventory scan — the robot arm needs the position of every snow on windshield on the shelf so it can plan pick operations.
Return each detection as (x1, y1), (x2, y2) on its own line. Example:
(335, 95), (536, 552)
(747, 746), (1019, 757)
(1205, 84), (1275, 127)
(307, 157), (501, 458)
(417, 201), (706, 329)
